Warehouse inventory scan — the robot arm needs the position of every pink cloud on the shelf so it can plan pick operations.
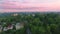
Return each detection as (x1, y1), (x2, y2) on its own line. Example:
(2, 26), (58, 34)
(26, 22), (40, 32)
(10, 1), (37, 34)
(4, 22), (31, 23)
(0, 0), (60, 12)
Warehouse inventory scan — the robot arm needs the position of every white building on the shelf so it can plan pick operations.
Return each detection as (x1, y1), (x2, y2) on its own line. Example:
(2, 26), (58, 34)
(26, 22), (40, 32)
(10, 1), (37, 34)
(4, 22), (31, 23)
(3, 27), (8, 31)
(15, 23), (24, 30)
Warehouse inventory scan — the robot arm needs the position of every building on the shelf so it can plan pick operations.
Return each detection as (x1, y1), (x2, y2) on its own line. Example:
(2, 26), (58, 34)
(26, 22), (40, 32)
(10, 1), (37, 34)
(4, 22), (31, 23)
(3, 24), (13, 31)
(13, 13), (18, 16)
(15, 22), (24, 30)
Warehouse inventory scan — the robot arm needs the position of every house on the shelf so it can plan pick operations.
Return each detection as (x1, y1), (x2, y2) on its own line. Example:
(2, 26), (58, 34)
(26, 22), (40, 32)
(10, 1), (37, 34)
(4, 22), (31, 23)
(3, 27), (8, 31)
(7, 24), (13, 30)
(3, 24), (13, 31)
(15, 22), (24, 30)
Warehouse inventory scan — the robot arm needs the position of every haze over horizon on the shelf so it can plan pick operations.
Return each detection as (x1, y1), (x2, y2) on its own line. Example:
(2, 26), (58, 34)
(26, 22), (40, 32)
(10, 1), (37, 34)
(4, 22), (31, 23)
(0, 0), (60, 12)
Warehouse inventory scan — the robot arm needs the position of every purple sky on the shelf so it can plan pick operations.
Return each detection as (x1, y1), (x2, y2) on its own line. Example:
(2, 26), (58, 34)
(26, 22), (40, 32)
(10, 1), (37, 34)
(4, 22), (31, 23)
(0, 0), (60, 12)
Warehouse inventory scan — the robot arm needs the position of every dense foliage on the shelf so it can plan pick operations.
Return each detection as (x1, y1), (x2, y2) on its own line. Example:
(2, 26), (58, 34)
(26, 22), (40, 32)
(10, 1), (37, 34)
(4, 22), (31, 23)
(0, 12), (60, 34)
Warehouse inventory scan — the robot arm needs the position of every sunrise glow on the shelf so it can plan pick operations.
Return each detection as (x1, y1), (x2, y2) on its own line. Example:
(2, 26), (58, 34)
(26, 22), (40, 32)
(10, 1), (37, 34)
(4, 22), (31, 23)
(0, 0), (60, 12)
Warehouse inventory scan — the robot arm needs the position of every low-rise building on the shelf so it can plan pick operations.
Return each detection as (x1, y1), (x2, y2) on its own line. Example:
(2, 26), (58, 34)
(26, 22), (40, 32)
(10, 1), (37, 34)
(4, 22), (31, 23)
(3, 24), (13, 31)
(15, 22), (24, 30)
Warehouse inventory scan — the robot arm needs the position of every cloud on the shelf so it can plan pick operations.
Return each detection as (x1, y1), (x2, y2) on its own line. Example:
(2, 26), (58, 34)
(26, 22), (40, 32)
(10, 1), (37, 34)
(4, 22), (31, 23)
(0, 0), (60, 12)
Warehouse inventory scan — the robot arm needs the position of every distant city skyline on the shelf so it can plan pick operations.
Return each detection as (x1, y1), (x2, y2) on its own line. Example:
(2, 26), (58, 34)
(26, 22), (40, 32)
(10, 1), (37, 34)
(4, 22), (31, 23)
(0, 0), (60, 12)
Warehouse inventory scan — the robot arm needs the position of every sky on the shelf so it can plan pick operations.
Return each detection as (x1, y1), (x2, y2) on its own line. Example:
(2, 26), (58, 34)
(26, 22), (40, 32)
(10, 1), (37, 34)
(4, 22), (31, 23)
(0, 0), (60, 12)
